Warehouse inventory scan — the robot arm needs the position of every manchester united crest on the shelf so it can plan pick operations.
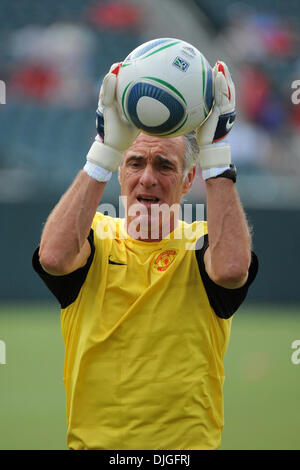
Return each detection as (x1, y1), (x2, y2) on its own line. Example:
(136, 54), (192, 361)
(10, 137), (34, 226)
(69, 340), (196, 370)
(154, 250), (177, 272)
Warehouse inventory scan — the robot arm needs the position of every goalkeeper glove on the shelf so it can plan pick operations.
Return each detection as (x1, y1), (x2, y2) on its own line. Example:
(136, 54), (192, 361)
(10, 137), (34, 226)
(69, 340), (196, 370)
(85, 63), (140, 181)
(196, 61), (236, 180)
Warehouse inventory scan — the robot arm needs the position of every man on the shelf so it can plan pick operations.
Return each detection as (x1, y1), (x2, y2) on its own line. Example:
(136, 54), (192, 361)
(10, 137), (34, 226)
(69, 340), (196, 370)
(33, 61), (258, 450)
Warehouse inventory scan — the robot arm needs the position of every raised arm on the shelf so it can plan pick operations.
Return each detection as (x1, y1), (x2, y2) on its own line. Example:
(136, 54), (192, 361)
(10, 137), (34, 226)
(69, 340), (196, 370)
(39, 172), (106, 275)
(196, 61), (251, 288)
(204, 178), (251, 288)
(39, 63), (139, 275)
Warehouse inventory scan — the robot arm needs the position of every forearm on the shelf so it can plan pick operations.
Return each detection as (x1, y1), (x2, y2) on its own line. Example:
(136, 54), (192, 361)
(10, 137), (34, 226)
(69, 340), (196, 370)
(39, 170), (106, 272)
(205, 178), (251, 287)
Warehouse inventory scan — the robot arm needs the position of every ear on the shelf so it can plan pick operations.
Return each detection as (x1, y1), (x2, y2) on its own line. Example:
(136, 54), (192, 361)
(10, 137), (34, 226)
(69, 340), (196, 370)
(118, 166), (122, 185)
(182, 166), (196, 194)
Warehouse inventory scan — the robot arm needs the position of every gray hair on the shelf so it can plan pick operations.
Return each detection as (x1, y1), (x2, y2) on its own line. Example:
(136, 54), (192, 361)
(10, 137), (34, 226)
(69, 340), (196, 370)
(182, 130), (200, 181)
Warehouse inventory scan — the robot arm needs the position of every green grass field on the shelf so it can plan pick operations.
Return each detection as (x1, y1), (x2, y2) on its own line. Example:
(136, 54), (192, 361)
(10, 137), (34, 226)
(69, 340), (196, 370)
(0, 303), (299, 450)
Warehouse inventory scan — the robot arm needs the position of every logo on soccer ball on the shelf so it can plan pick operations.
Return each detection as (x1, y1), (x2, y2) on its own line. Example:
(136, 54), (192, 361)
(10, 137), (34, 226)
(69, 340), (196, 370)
(154, 250), (177, 271)
(173, 56), (190, 72)
(182, 46), (197, 58)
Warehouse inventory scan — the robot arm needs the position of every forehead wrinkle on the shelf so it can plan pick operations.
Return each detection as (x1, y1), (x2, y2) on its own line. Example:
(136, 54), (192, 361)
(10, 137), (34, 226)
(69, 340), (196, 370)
(125, 154), (145, 162)
(125, 154), (179, 170)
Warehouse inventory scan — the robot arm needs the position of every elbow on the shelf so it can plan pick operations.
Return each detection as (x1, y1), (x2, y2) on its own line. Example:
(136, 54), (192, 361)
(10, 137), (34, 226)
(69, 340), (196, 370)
(214, 269), (249, 289)
(213, 258), (251, 289)
(39, 248), (69, 275)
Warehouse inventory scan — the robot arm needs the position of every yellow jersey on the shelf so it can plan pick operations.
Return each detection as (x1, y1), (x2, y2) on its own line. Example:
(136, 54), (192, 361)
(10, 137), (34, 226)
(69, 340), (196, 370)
(33, 212), (258, 450)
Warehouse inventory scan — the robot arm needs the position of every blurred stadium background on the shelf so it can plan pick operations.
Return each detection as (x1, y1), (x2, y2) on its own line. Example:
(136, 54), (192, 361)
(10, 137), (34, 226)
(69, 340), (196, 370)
(0, 0), (299, 450)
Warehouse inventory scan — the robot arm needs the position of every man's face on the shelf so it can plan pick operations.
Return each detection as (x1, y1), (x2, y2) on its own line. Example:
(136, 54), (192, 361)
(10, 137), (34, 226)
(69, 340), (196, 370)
(119, 133), (195, 239)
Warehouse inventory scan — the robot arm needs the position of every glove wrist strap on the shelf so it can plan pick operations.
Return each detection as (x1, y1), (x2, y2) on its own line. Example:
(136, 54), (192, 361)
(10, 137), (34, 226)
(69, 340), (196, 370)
(202, 165), (231, 180)
(83, 161), (112, 182)
(202, 163), (237, 183)
(199, 143), (231, 170)
(86, 140), (122, 172)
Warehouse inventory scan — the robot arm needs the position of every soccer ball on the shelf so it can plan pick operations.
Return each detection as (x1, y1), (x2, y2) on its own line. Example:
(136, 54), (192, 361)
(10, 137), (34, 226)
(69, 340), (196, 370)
(116, 38), (214, 137)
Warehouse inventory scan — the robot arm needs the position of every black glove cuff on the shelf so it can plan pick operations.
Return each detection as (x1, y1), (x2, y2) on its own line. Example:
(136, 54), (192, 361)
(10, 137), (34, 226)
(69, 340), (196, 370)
(212, 163), (237, 183)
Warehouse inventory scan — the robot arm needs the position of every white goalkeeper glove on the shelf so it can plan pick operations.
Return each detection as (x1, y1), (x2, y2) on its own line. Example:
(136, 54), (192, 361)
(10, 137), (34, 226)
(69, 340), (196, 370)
(196, 61), (236, 180)
(84, 63), (140, 181)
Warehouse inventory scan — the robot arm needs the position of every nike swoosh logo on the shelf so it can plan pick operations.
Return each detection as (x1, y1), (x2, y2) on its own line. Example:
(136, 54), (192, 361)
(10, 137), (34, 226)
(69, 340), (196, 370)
(108, 257), (126, 266)
(226, 119), (235, 132)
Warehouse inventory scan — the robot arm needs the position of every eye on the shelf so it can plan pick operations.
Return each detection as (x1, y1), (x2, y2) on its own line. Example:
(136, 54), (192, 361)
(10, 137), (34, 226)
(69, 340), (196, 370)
(128, 160), (142, 168)
(159, 163), (173, 171)
(156, 158), (175, 171)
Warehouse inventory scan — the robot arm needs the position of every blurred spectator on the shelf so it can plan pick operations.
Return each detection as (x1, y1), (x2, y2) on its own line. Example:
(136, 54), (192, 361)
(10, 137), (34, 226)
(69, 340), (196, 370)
(9, 62), (60, 101)
(237, 64), (286, 132)
(226, 119), (272, 172)
(238, 65), (270, 122)
(252, 14), (296, 59)
(211, 2), (300, 175)
(7, 21), (97, 106)
(221, 4), (298, 62)
(85, 1), (143, 30)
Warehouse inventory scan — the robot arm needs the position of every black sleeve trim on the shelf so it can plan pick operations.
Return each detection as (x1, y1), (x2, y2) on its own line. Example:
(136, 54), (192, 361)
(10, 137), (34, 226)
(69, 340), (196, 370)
(32, 229), (95, 309)
(195, 235), (259, 319)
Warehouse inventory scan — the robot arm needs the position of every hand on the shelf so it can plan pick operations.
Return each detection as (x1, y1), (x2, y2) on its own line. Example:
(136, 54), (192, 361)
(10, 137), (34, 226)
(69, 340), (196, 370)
(196, 61), (236, 172)
(197, 61), (236, 146)
(86, 63), (140, 173)
(96, 63), (140, 152)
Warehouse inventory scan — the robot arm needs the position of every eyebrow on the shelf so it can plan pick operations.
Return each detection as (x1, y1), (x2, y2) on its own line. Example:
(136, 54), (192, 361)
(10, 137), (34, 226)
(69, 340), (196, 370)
(125, 155), (144, 164)
(125, 155), (176, 166)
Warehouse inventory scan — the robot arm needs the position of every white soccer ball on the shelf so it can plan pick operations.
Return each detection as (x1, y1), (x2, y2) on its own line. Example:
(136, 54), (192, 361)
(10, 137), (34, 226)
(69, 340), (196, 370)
(116, 38), (214, 137)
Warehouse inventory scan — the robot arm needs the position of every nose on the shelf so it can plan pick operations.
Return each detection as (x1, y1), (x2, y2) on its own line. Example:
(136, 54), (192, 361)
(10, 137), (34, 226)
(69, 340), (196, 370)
(139, 163), (157, 187)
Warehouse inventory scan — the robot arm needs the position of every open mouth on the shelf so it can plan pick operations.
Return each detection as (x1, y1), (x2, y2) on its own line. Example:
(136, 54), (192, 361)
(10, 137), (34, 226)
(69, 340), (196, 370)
(137, 196), (160, 204)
